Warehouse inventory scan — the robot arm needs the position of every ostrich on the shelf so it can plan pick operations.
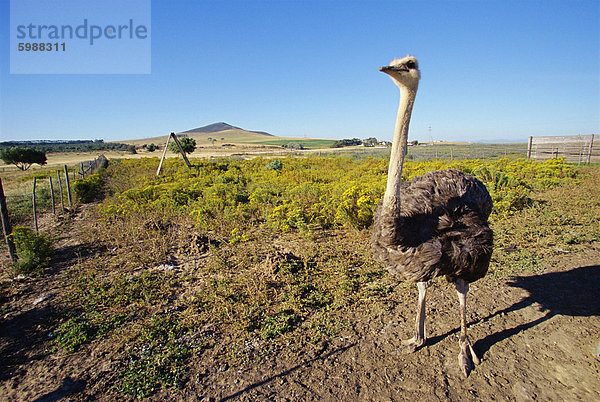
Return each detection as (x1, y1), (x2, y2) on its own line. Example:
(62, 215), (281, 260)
(371, 55), (494, 376)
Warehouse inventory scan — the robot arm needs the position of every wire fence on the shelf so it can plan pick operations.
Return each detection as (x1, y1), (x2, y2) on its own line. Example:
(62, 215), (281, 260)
(288, 142), (530, 161)
(1, 155), (107, 234)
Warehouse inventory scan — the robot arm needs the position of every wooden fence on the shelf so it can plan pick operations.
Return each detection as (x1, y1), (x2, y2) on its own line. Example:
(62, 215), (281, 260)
(527, 134), (598, 164)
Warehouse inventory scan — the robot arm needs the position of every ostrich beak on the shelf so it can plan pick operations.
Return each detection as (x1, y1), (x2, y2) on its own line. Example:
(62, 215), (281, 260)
(380, 65), (408, 73)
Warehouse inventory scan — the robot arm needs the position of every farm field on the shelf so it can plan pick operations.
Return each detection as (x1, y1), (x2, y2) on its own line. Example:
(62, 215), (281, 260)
(0, 154), (599, 400)
(0, 140), (529, 175)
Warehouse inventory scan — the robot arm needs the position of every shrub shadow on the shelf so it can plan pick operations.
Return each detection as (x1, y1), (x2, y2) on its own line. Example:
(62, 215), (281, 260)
(33, 376), (87, 402)
(0, 303), (60, 381)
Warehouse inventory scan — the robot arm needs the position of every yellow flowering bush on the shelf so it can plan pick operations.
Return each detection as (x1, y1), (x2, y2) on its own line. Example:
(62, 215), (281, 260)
(99, 155), (577, 237)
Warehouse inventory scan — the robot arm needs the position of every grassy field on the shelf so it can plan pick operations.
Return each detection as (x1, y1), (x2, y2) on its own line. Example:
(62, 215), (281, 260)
(116, 128), (336, 149)
(0, 140), (529, 173)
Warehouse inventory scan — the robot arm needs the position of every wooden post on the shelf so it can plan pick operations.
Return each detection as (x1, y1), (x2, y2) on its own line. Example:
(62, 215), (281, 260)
(32, 177), (38, 233)
(156, 134), (172, 176)
(171, 133), (193, 169)
(588, 134), (594, 165)
(527, 136), (533, 160)
(49, 176), (55, 214)
(0, 178), (18, 263)
(80, 162), (85, 179)
(64, 165), (73, 209)
(57, 170), (65, 212)
(156, 132), (192, 175)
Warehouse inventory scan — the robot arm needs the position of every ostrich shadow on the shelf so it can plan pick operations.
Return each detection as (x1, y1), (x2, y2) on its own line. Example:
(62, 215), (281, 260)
(471, 264), (600, 358)
(424, 264), (600, 357)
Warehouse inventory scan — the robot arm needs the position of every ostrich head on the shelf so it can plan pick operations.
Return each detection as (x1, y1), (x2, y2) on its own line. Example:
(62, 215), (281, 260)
(380, 55), (420, 91)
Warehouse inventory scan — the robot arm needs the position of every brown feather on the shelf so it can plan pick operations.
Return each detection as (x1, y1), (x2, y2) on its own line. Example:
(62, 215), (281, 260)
(372, 169), (493, 283)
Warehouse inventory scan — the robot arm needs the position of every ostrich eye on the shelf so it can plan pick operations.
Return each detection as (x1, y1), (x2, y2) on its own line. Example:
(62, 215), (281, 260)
(406, 61), (416, 69)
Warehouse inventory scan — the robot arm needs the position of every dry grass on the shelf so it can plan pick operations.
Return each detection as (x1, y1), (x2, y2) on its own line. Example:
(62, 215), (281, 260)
(33, 158), (595, 397)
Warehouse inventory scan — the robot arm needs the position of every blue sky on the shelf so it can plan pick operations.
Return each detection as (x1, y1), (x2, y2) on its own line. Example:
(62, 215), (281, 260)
(1, 0), (598, 143)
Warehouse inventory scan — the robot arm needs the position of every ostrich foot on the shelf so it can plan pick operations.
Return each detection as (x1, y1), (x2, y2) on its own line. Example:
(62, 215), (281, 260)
(458, 337), (480, 377)
(400, 335), (425, 353)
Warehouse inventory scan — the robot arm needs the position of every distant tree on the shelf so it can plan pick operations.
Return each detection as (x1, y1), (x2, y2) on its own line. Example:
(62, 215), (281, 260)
(169, 137), (196, 155)
(0, 147), (47, 170)
(127, 145), (137, 154)
(363, 137), (378, 147)
(410, 140), (419, 146)
(146, 143), (158, 152)
(331, 138), (362, 148)
(284, 142), (304, 150)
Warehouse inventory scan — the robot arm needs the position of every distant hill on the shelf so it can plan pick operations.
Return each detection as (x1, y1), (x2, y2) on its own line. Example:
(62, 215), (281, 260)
(117, 122), (283, 148)
(182, 122), (274, 137)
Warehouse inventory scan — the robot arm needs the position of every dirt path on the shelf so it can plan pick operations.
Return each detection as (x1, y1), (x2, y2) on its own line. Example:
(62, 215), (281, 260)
(0, 208), (94, 400)
(1, 208), (599, 400)
(176, 247), (600, 401)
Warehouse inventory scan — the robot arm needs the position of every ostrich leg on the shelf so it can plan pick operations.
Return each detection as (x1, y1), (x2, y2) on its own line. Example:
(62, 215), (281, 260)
(401, 281), (427, 351)
(455, 278), (480, 376)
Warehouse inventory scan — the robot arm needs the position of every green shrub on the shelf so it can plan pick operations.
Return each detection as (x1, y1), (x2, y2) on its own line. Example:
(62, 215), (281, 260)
(120, 315), (191, 398)
(168, 137), (196, 155)
(73, 172), (104, 203)
(265, 159), (283, 172)
(260, 309), (300, 339)
(53, 316), (96, 352)
(11, 226), (53, 275)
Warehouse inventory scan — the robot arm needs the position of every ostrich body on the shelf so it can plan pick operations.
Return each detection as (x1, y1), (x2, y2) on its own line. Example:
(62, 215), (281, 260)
(371, 56), (493, 376)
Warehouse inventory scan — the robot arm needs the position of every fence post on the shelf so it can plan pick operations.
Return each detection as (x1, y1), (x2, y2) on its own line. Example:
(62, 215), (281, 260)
(57, 170), (65, 212)
(171, 133), (192, 168)
(80, 162), (85, 179)
(0, 178), (18, 263)
(32, 177), (38, 233)
(527, 136), (533, 160)
(64, 165), (73, 209)
(49, 176), (56, 214)
(156, 134), (172, 176)
(588, 134), (595, 165)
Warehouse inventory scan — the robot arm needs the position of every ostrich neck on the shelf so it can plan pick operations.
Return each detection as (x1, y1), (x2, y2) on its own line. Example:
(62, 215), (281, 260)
(382, 86), (417, 212)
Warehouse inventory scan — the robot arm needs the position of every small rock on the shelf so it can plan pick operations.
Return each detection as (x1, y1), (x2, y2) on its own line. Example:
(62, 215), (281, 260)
(33, 293), (54, 306)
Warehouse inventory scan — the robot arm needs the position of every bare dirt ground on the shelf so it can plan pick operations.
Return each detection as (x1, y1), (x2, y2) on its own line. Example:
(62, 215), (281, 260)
(1, 202), (599, 401)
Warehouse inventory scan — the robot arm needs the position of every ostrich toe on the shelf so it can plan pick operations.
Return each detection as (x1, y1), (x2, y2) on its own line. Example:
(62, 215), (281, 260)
(400, 335), (425, 353)
(458, 336), (479, 377)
